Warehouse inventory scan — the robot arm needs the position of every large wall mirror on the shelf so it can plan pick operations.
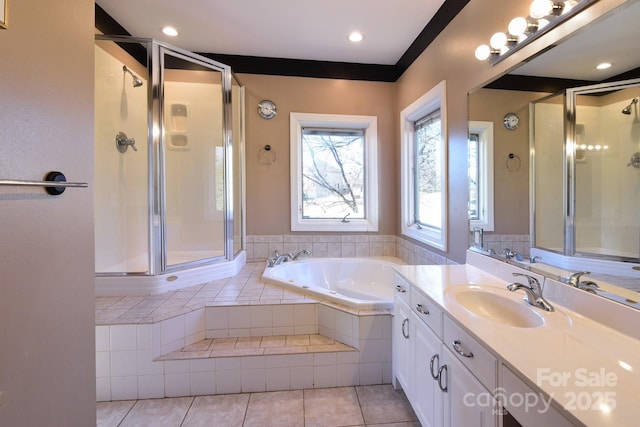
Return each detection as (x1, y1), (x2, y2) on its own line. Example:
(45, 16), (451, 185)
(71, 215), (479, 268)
(468, 0), (640, 310)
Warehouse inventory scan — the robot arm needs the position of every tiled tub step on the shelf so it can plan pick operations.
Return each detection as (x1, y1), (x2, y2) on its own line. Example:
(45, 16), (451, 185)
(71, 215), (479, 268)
(157, 334), (357, 361)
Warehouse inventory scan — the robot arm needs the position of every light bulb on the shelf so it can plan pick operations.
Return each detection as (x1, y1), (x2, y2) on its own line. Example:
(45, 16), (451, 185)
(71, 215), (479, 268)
(161, 26), (179, 37)
(530, 0), (552, 18)
(348, 32), (364, 42)
(475, 45), (491, 60)
(490, 32), (507, 49)
(508, 17), (528, 36)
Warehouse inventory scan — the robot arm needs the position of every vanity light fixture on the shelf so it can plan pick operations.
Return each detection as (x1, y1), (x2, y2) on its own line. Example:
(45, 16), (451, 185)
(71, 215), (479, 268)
(161, 26), (179, 37)
(475, 0), (597, 65)
(348, 32), (364, 43)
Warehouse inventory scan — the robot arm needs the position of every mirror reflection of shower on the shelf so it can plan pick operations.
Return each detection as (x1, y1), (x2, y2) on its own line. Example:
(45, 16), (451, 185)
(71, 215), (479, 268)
(123, 65), (143, 88)
(621, 97), (638, 115)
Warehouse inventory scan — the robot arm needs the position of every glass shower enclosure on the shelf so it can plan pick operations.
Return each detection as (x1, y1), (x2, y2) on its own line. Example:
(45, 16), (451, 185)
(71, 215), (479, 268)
(531, 78), (640, 263)
(94, 35), (244, 293)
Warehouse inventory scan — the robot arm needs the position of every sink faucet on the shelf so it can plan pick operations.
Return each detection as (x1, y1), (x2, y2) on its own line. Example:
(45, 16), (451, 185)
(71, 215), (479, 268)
(502, 248), (517, 260)
(565, 271), (599, 294)
(507, 273), (554, 312)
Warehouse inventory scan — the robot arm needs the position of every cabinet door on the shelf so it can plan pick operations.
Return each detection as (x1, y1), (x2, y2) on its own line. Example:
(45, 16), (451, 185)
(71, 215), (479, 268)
(393, 297), (413, 398)
(442, 347), (498, 427)
(411, 311), (443, 427)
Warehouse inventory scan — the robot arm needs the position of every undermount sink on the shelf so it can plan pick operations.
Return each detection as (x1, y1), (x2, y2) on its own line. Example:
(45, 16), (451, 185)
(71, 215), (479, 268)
(446, 285), (546, 328)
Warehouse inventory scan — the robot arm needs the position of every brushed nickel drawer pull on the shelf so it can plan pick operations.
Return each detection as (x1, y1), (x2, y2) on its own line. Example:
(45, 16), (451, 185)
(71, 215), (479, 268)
(416, 303), (430, 315)
(452, 340), (474, 358)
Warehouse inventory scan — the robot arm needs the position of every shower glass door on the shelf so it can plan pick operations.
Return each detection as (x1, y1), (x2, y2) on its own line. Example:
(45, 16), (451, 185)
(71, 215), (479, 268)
(572, 87), (640, 260)
(161, 48), (226, 268)
(531, 92), (565, 253)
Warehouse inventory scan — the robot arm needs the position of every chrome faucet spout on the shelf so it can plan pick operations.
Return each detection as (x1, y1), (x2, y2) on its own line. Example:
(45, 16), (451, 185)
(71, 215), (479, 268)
(566, 271), (591, 287)
(292, 249), (311, 260)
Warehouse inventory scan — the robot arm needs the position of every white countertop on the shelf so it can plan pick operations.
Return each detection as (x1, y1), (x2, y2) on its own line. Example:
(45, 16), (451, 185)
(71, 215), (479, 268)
(393, 262), (640, 427)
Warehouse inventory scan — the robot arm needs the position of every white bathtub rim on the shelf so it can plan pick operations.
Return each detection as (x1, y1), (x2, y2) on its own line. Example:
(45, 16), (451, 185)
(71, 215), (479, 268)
(262, 256), (403, 311)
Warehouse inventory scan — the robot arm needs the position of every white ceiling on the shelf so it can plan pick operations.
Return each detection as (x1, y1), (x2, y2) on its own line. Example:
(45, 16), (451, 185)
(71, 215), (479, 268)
(513, 1), (640, 81)
(96, 0), (446, 65)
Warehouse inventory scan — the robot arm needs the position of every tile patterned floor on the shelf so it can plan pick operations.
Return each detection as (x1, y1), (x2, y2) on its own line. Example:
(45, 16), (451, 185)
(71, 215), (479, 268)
(158, 334), (356, 360)
(97, 385), (418, 427)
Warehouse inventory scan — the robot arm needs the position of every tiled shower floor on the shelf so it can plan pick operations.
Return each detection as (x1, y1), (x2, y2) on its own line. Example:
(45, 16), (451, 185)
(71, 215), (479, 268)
(97, 384), (419, 427)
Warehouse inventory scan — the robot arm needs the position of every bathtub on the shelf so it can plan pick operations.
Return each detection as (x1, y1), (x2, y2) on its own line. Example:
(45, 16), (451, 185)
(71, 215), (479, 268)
(262, 258), (400, 310)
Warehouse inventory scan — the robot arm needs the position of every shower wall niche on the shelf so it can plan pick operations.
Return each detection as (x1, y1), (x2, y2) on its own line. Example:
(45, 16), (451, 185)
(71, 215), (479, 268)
(94, 36), (245, 295)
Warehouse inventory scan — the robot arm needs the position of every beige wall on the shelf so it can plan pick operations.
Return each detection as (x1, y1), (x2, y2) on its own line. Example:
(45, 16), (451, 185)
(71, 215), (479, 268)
(239, 0), (628, 264)
(395, 0), (628, 263)
(240, 74), (397, 235)
(469, 89), (551, 235)
(0, 0), (96, 425)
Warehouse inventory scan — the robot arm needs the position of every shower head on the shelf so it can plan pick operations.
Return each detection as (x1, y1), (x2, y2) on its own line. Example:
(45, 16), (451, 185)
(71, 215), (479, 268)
(621, 97), (638, 115)
(122, 65), (143, 88)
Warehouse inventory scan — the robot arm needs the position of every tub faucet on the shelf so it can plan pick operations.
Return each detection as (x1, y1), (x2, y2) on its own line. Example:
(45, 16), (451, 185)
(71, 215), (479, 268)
(292, 249), (311, 260)
(266, 252), (294, 267)
(507, 272), (554, 312)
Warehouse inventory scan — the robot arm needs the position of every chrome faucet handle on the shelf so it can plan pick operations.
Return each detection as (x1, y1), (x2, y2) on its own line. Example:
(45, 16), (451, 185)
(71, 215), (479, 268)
(502, 248), (514, 259)
(577, 280), (599, 294)
(511, 272), (541, 291)
(529, 255), (542, 263)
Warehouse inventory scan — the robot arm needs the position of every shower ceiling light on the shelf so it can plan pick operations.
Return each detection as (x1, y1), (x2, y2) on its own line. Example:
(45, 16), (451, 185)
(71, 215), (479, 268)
(475, 0), (597, 66)
(162, 26), (179, 37)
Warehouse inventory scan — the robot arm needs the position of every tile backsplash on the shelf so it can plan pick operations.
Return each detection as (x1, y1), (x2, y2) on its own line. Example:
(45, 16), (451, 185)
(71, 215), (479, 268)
(246, 233), (531, 266)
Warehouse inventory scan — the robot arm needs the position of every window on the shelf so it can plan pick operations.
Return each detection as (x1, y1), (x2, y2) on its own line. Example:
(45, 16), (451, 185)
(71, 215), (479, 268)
(468, 121), (494, 231)
(290, 112), (378, 232)
(400, 81), (447, 250)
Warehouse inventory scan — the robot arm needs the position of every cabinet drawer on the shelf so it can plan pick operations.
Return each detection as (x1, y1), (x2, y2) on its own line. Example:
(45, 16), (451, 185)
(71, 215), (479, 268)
(410, 288), (443, 339)
(502, 366), (575, 427)
(443, 315), (497, 390)
(393, 273), (411, 305)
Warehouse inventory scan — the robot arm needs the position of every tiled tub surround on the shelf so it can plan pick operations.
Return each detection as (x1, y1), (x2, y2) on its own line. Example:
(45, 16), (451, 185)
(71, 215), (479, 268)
(96, 264), (393, 401)
(246, 233), (468, 266)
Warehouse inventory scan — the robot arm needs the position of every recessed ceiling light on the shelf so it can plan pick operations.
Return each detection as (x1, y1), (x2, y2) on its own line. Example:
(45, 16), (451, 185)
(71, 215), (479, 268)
(162, 26), (179, 37)
(596, 62), (612, 70)
(348, 32), (364, 43)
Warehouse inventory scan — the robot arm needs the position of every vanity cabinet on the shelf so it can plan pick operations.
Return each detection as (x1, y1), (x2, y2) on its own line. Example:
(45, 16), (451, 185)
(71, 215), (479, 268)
(441, 346), (497, 427)
(502, 366), (576, 427)
(393, 277), (413, 399)
(411, 311), (443, 426)
(393, 273), (498, 427)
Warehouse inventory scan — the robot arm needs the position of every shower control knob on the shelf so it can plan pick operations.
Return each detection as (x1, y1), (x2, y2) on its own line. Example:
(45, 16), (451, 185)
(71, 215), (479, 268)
(627, 152), (640, 169)
(115, 131), (138, 153)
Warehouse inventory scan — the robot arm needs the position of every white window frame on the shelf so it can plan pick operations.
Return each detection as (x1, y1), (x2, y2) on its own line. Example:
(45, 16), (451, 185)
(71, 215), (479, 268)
(290, 112), (378, 232)
(468, 121), (495, 231)
(400, 81), (447, 250)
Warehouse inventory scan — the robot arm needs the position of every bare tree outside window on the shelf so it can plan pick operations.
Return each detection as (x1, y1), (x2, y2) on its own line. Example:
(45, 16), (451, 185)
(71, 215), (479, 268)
(414, 110), (442, 229)
(301, 129), (365, 219)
